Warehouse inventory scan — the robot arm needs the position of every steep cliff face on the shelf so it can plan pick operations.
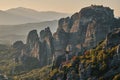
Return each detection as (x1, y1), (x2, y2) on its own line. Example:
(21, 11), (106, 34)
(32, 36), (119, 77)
(53, 17), (71, 50)
(53, 5), (115, 56)
(49, 29), (120, 80)
(106, 28), (120, 48)
(26, 30), (40, 59)
(39, 27), (54, 66)
(82, 5), (114, 48)
(13, 41), (25, 62)
(24, 27), (54, 66)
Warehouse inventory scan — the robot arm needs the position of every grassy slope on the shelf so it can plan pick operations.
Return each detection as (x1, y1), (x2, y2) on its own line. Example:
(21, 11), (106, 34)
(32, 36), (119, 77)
(13, 65), (51, 80)
(0, 45), (15, 74)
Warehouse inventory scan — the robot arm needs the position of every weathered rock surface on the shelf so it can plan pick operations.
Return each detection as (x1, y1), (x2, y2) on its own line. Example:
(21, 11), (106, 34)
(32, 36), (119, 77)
(13, 27), (54, 67)
(49, 28), (120, 80)
(26, 30), (40, 59)
(39, 27), (54, 66)
(53, 5), (118, 57)
(106, 28), (120, 48)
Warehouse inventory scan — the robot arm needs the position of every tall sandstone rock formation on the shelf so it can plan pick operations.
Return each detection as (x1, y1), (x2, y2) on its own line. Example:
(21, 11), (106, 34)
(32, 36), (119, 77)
(39, 27), (54, 66)
(13, 27), (54, 67)
(53, 5), (117, 57)
(13, 5), (120, 67)
(26, 30), (40, 60)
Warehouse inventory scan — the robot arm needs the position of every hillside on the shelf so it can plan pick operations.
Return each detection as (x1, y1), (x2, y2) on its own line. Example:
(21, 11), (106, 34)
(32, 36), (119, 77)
(47, 28), (120, 80)
(0, 5), (120, 80)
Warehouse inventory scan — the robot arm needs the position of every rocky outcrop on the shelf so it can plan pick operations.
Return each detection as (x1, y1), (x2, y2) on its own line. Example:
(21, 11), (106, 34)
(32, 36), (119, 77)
(13, 27), (54, 67)
(24, 27), (54, 67)
(27, 30), (39, 46)
(49, 28), (120, 80)
(106, 28), (120, 48)
(53, 5), (116, 57)
(39, 27), (54, 66)
(13, 41), (24, 52)
(26, 30), (40, 59)
(12, 41), (24, 63)
(83, 5), (114, 48)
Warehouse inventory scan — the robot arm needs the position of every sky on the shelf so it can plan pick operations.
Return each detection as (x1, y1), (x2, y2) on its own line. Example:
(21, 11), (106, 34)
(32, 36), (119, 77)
(0, 0), (120, 17)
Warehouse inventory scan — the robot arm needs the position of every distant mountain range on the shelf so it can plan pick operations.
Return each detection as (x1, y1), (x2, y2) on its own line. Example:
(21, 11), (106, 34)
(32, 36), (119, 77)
(0, 7), (71, 44)
(0, 7), (71, 25)
(0, 20), (58, 44)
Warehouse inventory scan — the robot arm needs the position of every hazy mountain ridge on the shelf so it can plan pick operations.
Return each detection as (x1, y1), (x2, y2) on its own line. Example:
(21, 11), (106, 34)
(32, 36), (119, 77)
(0, 7), (71, 25)
(0, 10), (38, 25)
(6, 7), (71, 21)
(0, 20), (58, 44)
